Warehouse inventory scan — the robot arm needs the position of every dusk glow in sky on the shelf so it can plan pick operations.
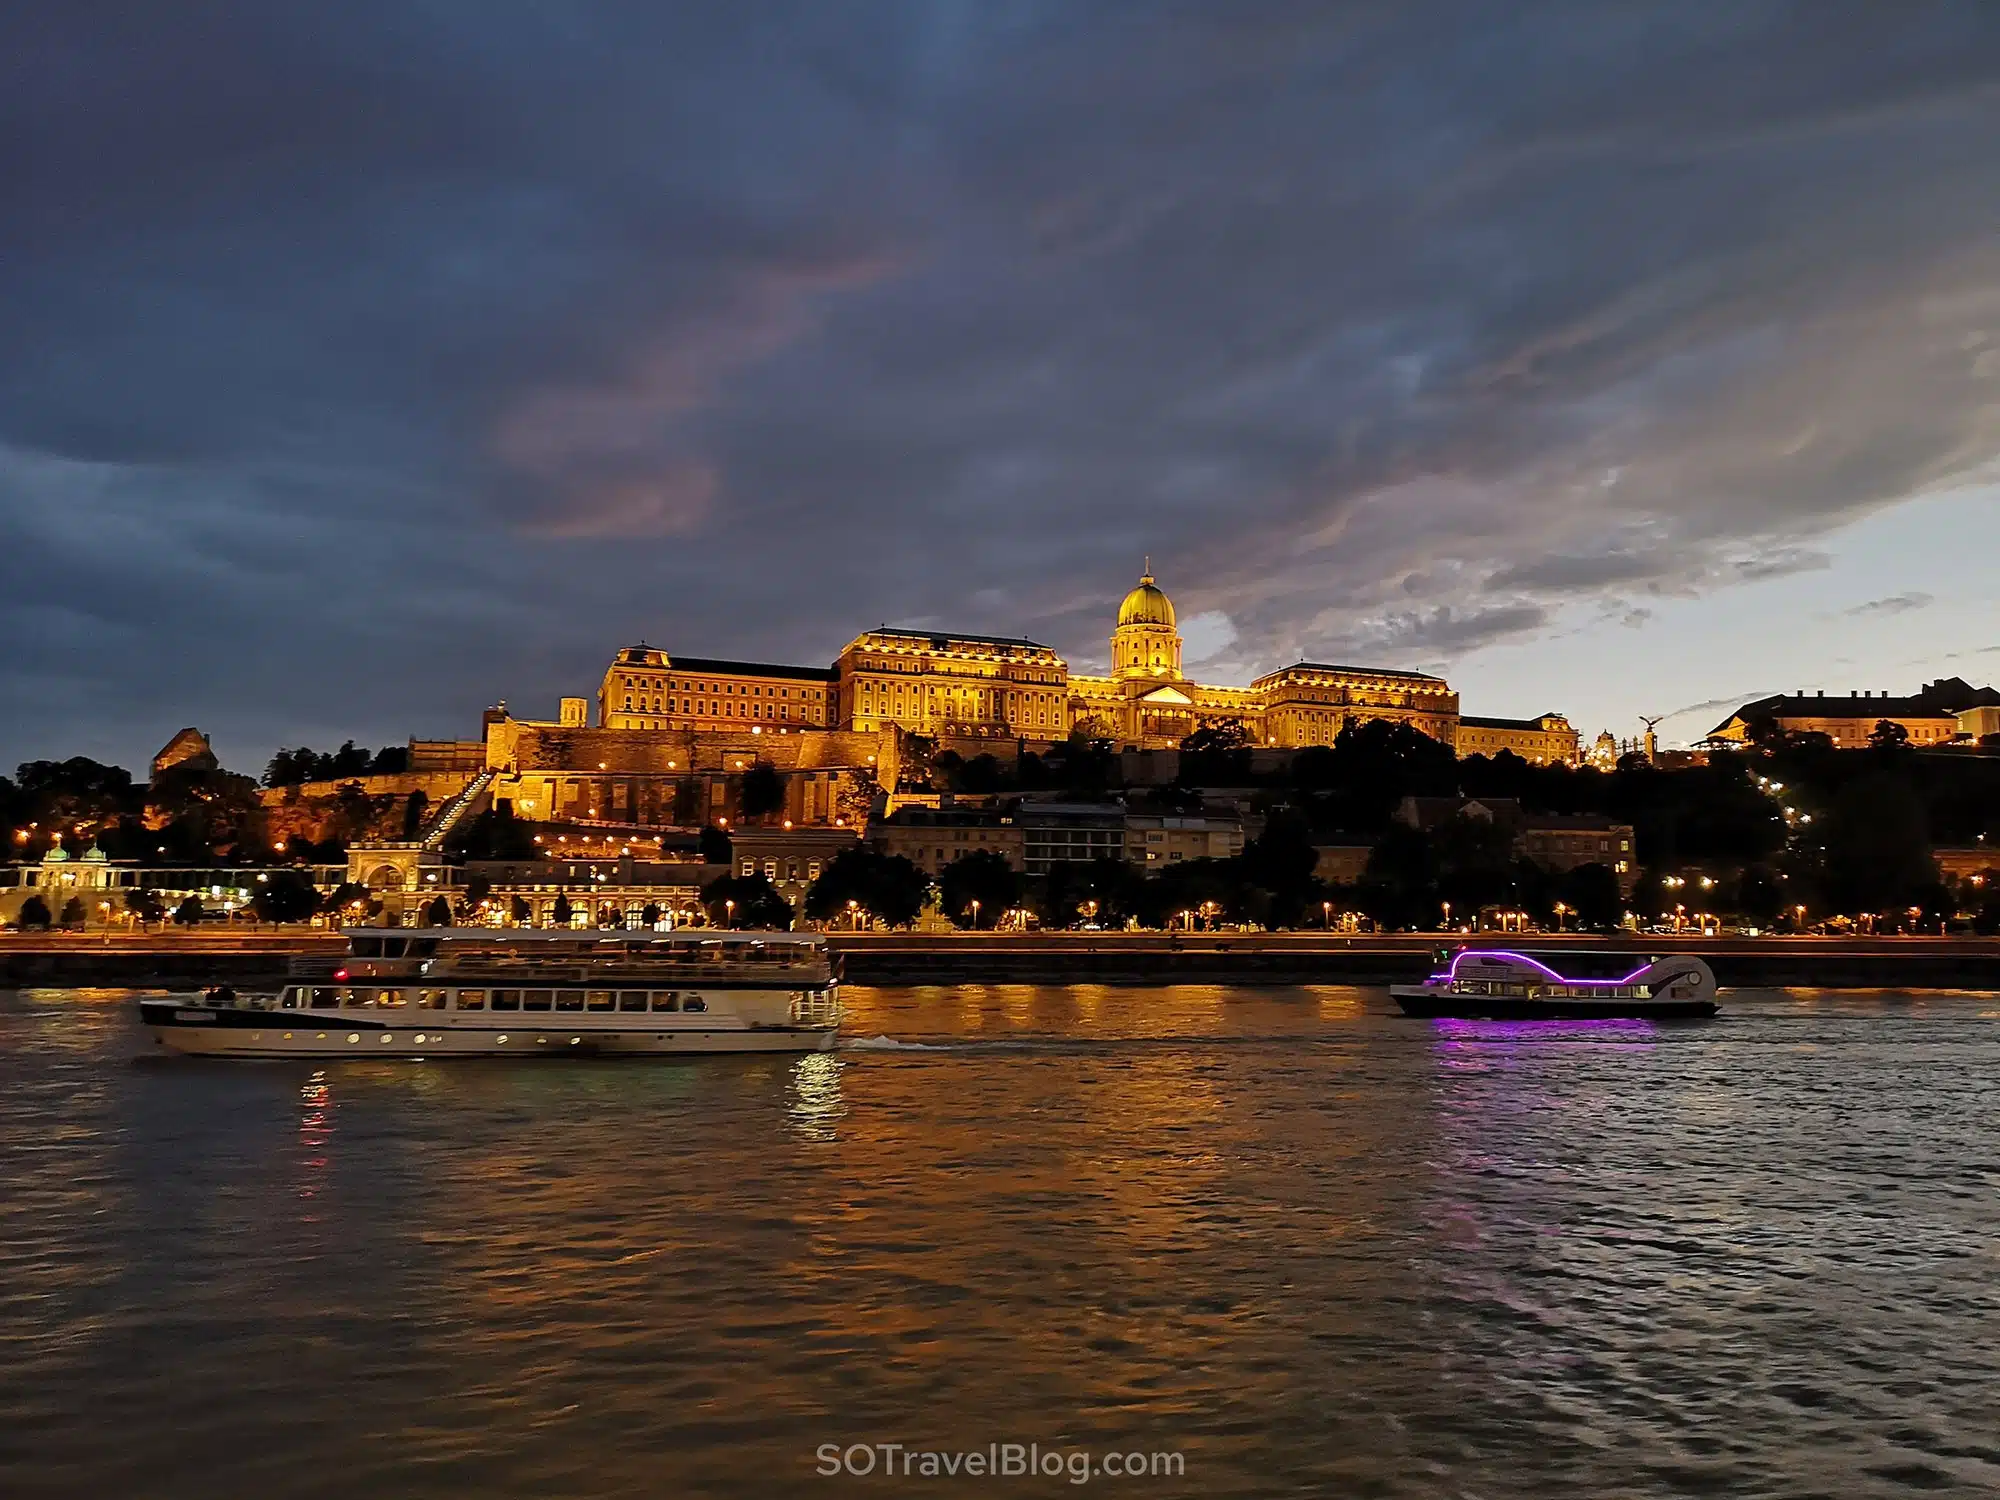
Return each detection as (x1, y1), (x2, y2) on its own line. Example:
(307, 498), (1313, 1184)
(6, 3), (2000, 771)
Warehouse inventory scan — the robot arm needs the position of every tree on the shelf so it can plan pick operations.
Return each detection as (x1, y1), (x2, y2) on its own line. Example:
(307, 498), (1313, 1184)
(463, 873), (493, 907)
(174, 895), (205, 926)
(641, 902), (662, 927)
(401, 790), (430, 839)
(17, 895), (51, 930)
(699, 825), (732, 864)
(803, 847), (930, 928)
(552, 892), (574, 927)
(1869, 719), (1911, 751)
(834, 768), (879, 827)
(423, 895), (453, 927)
(938, 850), (1022, 927)
(740, 761), (787, 822)
(124, 887), (165, 925)
(369, 745), (410, 774)
(597, 903), (621, 927)
(1557, 864), (1624, 931)
(1733, 864), (1787, 927)
(323, 883), (378, 926)
(250, 871), (321, 923)
(1820, 772), (1935, 916)
(59, 897), (87, 929)
(1179, 720), (1253, 786)
(446, 804), (536, 860)
(510, 894), (533, 926)
(701, 873), (793, 929)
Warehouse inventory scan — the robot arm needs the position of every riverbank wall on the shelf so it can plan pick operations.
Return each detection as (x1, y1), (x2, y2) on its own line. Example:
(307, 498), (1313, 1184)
(4, 933), (1996, 991)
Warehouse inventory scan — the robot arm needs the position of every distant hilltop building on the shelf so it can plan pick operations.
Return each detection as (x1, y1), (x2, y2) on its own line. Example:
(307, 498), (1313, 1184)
(1709, 677), (2000, 749)
(150, 727), (217, 780)
(1454, 712), (1580, 767)
(588, 565), (1463, 752)
(454, 566), (1585, 840)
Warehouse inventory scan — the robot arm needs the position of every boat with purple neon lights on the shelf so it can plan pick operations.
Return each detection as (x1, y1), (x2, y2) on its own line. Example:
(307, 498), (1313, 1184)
(1390, 949), (1721, 1019)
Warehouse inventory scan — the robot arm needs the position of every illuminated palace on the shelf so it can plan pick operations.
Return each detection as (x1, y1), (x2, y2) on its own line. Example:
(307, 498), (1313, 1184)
(593, 565), (1461, 751)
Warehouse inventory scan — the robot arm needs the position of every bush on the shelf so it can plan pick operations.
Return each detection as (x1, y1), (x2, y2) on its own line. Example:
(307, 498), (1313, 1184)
(17, 895), (51, 930)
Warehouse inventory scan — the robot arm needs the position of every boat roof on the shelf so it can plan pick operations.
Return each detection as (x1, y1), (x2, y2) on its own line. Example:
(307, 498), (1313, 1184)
(341, 926), (822, 945)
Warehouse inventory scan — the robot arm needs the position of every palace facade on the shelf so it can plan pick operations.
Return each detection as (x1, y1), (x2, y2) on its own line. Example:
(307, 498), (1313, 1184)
(459, 568), (1506, 846)
(582, 565), (1462, 754)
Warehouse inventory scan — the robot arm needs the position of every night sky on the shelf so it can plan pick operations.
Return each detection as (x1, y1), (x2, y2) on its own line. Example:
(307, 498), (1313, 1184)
(7, 3), (2000, 775)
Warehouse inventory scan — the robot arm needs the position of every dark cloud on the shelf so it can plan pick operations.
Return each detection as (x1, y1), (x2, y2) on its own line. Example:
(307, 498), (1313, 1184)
(6, 2), (2000, 767)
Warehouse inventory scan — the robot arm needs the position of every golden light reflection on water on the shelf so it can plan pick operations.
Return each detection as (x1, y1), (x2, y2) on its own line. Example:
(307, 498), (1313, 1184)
(6, 985), (2000, 1497)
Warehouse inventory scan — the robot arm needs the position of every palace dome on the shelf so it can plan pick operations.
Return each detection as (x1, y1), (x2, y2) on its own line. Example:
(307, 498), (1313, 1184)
(1117, 567), (1176, 628)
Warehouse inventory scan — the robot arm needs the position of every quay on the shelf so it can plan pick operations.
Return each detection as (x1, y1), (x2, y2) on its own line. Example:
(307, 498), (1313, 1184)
(2, 931), (1997, 991)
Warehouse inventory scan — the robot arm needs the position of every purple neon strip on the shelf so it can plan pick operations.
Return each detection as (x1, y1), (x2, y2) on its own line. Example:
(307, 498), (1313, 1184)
(1443, 949), (1658, 986)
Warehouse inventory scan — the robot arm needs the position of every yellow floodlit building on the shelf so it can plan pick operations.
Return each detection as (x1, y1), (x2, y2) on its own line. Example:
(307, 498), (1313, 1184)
(586, 565), (1462, 754)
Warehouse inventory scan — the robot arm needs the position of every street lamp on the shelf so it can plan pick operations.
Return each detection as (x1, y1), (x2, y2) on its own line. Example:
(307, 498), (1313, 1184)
(724, 898), (735, 928)
(1323, 900), (1333, 929)
(1441, 900), (1452, 931)
(969, 897), (980, 929)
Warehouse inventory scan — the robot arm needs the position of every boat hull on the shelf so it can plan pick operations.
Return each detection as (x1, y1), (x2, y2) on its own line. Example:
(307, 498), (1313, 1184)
(1390, 989), (1719, 1021)
(140, 1000), (838, 1057)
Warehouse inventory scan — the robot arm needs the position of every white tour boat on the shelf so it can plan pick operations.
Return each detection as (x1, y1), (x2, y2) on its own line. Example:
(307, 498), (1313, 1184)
(1391, 948), (1720, 1019)
(140, 927), (841, 1058)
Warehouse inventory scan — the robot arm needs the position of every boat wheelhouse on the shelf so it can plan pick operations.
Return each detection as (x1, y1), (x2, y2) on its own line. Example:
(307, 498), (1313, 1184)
(1390, 949), (1720, 1020)
(139, 927), (840, 1058)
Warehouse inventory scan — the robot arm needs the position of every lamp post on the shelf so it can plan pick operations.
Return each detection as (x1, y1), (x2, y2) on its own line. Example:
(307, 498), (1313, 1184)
(1323, 901), (1333, 929)
(1441, 900), (1452, 932)
(969, 897), (980, 930)
(724, 898), (735, 929)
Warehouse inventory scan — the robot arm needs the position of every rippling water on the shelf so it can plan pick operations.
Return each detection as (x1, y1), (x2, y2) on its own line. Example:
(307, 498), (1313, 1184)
(3, 985), (1998, 1498)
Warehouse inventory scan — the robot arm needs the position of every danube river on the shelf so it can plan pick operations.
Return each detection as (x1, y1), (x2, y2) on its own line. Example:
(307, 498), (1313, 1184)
(3, 985), (1997, 1498)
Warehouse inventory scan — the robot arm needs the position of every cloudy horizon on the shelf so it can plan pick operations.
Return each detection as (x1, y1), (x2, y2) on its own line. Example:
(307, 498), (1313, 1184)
(7, 2), (2000, 775)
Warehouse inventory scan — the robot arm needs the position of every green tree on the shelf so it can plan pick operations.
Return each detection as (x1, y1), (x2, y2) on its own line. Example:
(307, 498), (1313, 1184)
(701, 873), (793, 929)
(17, 895), (51, 929)
(424, 895), (453, 927)
(740, 761), (787, 822)
(640, 902), (662, 926)
(58, 897), (87, 929)
(401, 790), (430, 839)
(699, 825), (733, 864)
(124, 887), (165, 925)
(510, 894), (533, 925)
(552, 892), (574, 927)
(938, 850), (1022, 927)
(174, 894), (205, 926)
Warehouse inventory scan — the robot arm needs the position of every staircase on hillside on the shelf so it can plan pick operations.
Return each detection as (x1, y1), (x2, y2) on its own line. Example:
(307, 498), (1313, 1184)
(418, 768), (498, 851)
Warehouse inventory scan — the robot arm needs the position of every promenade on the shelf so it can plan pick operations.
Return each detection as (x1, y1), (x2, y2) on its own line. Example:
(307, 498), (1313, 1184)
(3, 929), (1996, 990)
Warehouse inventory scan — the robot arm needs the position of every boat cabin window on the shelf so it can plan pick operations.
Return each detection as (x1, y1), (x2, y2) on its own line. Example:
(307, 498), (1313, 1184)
(377, 988), (409, 1008)
(352, 938), (385, 958)
(618, 992), (647, 1013)
(555, 991), (583, 1012)
(522, 990), (552, 1011)
(584, 990), (615, 1013)
(492, 990), (520, 1011)
(309, 987), (338, 1008)
(683, 996), (707, 1014)
(457, 989), (486, 1010)
(417, 989), (446, 1010)
(651, 992), (679, 1012)
(408, 939), (440, 958)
